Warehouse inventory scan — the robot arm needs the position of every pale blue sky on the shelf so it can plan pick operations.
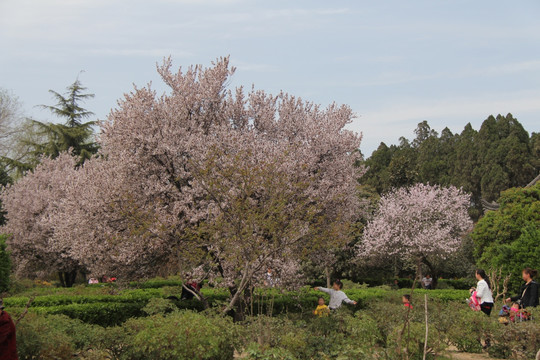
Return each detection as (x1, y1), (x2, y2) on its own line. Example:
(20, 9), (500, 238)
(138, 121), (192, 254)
(1, 0), (539, 155)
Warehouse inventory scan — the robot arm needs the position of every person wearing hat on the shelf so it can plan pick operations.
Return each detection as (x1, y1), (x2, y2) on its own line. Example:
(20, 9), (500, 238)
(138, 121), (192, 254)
(0, 299), (18, 359)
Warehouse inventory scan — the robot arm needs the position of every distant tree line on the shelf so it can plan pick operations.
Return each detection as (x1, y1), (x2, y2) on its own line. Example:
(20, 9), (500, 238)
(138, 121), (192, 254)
(359, 115), (539, 220)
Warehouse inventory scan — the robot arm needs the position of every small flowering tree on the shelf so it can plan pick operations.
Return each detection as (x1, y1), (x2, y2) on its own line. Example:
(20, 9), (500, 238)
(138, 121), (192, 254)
(359, 183), (472, 287)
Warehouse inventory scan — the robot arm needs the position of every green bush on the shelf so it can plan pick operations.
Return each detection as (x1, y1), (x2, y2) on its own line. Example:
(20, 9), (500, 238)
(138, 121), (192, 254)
(242, 307), (387, 359)
(4, 289), (163, 307)
(245, 343), (296, 360)
(487, 308), (540, 359)
(142, 297), (177, 316)
(129, 278), (184, 289)
(114, 311), (238, 360)
(446, 308), (493, 353)
(16, 313), (102, 360)
(8, 302), (146, 327)
(12, 293), (540, 360)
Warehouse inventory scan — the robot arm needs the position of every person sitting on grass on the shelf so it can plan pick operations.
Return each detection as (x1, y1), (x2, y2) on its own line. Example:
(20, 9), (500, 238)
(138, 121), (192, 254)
(402, 294), (413, 309)
(314, 280), (357, 310)
(313, 297), (330, 317)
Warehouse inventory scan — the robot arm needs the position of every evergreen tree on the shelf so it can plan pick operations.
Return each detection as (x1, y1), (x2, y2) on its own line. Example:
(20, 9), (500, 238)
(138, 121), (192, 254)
(476, 114), (536, 201)
(387, 138), (417, 188)
(531, 132), (540, 171)
(415, 123), (456, 186)
(6, 76), (98, 175)
(361, 142), (395, 193)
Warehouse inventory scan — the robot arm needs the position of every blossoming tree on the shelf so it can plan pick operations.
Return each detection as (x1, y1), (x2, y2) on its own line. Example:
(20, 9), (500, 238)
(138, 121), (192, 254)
(359, 183), (472, 287)
(1, 153), (82, 286)
(8, 57), (365, 312)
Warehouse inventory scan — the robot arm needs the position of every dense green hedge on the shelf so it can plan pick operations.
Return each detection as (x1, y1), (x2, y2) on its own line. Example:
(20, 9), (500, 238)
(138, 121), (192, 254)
(3, 289), (162, 307)
(14, 304), (540, 360)
(128, 279), (184, 288)
(16, 311), (238, 360)
(341, 277), (475, 290)
(3, 285), (469, 326)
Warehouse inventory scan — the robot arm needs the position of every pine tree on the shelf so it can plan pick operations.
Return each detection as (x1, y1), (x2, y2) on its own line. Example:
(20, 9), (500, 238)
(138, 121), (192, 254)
(6, 76), (98, 175)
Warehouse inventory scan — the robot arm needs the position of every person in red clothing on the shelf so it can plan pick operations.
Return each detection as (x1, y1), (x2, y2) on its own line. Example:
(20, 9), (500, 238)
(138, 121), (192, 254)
(402, 294), (413, 309)
(0, 299), (18, 360)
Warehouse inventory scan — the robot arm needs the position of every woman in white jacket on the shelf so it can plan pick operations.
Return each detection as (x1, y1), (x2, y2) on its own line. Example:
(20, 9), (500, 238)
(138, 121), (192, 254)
(472, 269), (494, 316)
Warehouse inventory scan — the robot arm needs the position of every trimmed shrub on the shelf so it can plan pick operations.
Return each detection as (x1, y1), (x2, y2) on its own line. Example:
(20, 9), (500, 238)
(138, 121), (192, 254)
(16, 313), (102, 360)
(446, 308), (493, 353)
(487, 308), (540, 359)
(4, 289), (163, 307)
(8, 302), (145, 327)
(114, 311), (238, 360)
(142, 297), (177, 316)
(129, 278), (184, 289)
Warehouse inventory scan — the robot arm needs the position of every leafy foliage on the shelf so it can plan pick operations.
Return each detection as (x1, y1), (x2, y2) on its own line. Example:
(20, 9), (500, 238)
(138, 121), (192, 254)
(472, 183), (540, 290)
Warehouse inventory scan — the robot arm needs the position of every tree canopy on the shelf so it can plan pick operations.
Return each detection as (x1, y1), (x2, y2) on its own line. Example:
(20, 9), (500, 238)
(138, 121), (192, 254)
(471, 183), (540, 290)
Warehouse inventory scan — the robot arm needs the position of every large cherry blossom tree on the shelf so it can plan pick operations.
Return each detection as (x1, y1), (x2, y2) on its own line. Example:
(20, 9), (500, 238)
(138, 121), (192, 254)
(18, 57), (364, 312)
(358, 183), (472, 286)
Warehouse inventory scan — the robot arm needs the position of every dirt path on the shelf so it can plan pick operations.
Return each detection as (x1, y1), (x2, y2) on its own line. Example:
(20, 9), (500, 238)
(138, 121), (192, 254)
(446, 352), (492, 360)
(445, 346), (493, 360)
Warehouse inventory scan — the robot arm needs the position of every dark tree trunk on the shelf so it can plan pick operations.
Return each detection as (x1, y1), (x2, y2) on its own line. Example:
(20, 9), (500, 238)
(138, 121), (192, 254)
(58, 272), (65, 287)
(325, 266), (331, 288)
(58, 270), (77, 288)
(228, 286), (246, 322)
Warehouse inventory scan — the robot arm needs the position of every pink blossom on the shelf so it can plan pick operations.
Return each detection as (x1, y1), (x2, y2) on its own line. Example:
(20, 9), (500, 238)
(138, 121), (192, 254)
(359, 183), (472, 262)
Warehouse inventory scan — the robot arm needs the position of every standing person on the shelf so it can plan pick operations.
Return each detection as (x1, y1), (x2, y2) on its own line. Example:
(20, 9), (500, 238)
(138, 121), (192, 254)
(0, 300), (18, 360)
(264, 268), (274, 287)
(314, 280), (357, 310)
(422, 274), (433, 289)
(313, 297), (330, 317)
(473, 269), (494, 316)
(506, 268), (539, 308)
